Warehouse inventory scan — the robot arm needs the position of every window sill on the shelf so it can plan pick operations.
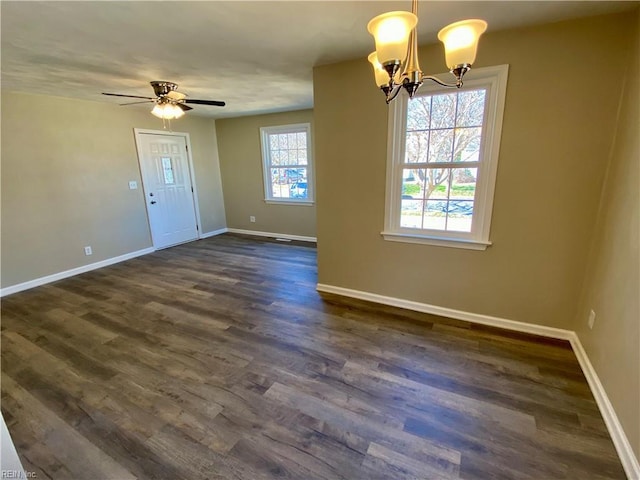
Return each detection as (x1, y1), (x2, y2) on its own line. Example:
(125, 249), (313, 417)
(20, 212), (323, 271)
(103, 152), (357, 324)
(264, 199), (315, 206)
(381, 231), (491, 250)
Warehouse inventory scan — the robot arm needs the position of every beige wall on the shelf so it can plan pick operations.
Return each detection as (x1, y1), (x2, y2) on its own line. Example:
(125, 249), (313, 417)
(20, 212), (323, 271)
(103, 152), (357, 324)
(574, 9), (639, 459)
(313, 12), (634, 330)
(1, 92), (226, 288)
(216, 109), (316, 237)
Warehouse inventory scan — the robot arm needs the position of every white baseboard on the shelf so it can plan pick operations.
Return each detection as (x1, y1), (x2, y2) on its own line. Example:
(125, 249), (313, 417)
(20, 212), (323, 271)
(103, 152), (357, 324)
(316, 283), (574, 340)
(200, 227), (229, 239)
(0, 247), (155, 297)
(569, 335), (640, 480)
(227, 228), (317, 243)
(316, 282), (639, 479)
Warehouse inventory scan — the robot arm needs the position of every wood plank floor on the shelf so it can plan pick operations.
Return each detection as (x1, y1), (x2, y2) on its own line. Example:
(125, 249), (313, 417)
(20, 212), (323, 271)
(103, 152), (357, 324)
(1, 233), (625, 479)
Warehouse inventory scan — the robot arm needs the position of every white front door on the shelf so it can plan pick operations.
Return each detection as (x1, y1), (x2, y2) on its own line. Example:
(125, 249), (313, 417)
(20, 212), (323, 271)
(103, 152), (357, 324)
(135, 132), (199, 249)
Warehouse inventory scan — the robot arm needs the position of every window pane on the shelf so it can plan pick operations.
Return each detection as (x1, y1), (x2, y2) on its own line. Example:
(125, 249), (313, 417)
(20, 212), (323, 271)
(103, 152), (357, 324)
(270, 168), (289, 198)
(270, 168), (307, 199)
(407, 96), (431, 131)
(269, 132), (309, 167)
(456, 89), (486, 127)
(450, 168), (477, 200)
(439, 168), (476, 232)
(402, 169), (424, 200)
(424, 201), (447, 230)
(298, 149), (308, 165)
(403, 89), (483, 233)
(289, 181), (308, 199)
(405, 131), (429, 163)
(284, 168), (305, 183)
(406, 168), (451, 202)
(401, 199), (423, 229)
(425, 168), (450, 199)
(430, 93), (456, 129)
(270, 149), (284, 166)
(445, 201), (474, 232)
(296, 132), (307, 149)
(161, 157), (174, 185)
(454, 127), (482, 163)
(428, 129), (454, 163)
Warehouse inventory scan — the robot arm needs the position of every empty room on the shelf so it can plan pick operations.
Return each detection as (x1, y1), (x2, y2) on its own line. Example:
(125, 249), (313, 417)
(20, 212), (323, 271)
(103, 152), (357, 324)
(1, 1), (638, 479)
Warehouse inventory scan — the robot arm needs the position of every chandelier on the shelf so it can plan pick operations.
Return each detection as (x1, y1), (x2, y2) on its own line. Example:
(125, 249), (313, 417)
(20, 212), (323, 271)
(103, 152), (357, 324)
(367, 0), (487, 103)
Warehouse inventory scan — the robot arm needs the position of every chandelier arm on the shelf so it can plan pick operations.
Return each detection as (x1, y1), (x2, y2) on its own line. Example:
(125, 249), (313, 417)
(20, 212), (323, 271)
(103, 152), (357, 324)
(422, 75), (459, 89)
(385, 84), (404, 104)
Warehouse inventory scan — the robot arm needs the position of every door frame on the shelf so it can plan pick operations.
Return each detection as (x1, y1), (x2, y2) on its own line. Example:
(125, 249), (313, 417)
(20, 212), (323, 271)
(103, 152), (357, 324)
(133, 128), (203, 249)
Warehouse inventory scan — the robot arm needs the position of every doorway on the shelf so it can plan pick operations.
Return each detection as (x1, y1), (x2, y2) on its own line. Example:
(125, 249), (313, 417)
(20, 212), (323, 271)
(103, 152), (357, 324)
(134, 129), (201, 249)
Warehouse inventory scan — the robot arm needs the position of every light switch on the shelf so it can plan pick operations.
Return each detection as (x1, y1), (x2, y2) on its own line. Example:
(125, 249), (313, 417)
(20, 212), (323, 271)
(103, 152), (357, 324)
(129, 181), (138, 190)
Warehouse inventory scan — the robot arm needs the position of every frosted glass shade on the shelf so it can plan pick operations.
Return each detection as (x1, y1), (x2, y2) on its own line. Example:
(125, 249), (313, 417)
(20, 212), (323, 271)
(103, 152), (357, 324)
(437, 19), (487, 69)
(172, 105), (186, 118)
(151, 102), (185, 119)
(367, 11), (417, 65)
(368, 52), (391, 87)
(151, 104), (165, 118)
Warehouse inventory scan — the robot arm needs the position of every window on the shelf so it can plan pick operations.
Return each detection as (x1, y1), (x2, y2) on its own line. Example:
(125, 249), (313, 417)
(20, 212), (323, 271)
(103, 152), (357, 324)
(161, 157), (175, 184)
(383, 64), (508, 250)
(260, 123), (313, 204)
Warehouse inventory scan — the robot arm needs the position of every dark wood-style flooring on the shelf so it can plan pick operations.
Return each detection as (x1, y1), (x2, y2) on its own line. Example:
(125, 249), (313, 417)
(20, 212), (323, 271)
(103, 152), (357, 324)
(1, 234), (625, 479)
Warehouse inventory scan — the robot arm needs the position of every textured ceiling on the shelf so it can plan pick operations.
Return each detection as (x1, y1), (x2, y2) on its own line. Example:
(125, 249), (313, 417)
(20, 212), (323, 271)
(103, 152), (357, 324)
(1, 1), (636, 118)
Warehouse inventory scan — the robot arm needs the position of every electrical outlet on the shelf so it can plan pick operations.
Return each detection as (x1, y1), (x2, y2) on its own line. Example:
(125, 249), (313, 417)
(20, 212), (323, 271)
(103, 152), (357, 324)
(84, 246), (93, 256)
(250, 216), (256, 223)
(588, 310), (596, 330)
(129, 180), (138, 190)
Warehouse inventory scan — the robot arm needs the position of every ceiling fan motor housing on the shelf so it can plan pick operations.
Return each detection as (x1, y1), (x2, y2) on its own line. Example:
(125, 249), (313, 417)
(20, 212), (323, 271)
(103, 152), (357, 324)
(150, 81), (178, 97)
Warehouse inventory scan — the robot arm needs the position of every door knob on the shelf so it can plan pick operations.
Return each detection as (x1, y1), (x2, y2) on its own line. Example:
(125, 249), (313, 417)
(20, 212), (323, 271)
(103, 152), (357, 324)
(150, 200), (157, 204)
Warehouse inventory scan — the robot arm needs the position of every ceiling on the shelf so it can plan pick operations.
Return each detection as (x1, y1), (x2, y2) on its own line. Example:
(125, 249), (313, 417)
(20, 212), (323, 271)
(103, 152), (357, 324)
(1, 1), (636, 118)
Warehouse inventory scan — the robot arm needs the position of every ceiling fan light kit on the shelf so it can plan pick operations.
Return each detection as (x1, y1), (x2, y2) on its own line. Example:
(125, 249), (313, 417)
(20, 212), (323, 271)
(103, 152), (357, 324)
(151, 100), (185, 120)
(102, 81), (225, 123)
(367, 0), (487, 103)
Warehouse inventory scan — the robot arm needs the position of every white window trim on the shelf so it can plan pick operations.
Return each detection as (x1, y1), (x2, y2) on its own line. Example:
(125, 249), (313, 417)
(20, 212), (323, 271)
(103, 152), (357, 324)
(260, 123), (314, 205)
(382, 64), (509, 250)
(264, 199), (314, 207)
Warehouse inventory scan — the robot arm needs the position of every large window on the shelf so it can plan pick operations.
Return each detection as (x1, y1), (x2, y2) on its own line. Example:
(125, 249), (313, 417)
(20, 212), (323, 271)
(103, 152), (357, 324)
(260, 123), (313, 204)
(383, 65), (508, 250)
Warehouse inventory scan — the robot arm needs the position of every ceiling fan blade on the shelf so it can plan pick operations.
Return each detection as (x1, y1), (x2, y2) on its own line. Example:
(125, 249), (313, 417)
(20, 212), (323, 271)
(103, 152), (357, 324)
(184, 99), (226, 107)
(167, 91), (186, 101)
(176, 104), (193, 112)
(102, 93), (155, 100)
(119, 100), (155, 106)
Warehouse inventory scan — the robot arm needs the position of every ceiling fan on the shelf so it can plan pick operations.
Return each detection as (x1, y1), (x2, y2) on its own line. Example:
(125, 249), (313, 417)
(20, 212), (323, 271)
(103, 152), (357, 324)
(102, 81), (225, 119)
